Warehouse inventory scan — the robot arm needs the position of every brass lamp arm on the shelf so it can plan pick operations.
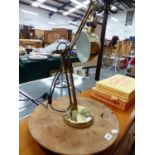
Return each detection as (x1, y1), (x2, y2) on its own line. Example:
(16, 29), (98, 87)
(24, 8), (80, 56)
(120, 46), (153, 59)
(69, 0), (98, 51)
(62, 0), (103, 127)
(62, 0), (101, 111)
(62, 0), (98, 111)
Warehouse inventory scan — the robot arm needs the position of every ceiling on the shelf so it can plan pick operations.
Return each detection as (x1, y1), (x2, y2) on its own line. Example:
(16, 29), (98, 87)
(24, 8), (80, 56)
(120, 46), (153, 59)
(19, 0), (135, 23)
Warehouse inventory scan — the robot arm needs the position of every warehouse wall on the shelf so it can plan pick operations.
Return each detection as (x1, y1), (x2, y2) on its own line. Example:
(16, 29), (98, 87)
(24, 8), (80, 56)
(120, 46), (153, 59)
(95, 9), (135, 40)
(105, 9), (135, 40)
(19, 4), (79, 32)
(19, 4), (134, 40)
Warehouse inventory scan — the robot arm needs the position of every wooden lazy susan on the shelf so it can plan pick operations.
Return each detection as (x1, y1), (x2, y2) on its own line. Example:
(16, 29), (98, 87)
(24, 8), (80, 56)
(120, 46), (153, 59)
(28, 96), (119, 155)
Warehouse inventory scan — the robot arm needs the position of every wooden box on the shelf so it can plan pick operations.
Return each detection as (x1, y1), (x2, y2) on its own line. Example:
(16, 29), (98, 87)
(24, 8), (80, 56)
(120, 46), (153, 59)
(33, 29), (44, 39)
(19, 39), (43, 48)
(44, 28), (72, 44)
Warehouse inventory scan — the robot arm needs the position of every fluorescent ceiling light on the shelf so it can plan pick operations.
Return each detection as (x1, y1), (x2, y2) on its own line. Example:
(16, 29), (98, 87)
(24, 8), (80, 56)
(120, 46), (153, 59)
(63, 8), (79, 16)
(21, 9), (39, 16)
(69, 7), (78, 12)
(31, 2), (41, 7)
(63, 8), (78, 16)
(63, 0), (89, 16)
(111, 17), (119, 22)
(70, 0), (83, 6)
(63, 4), (83, 15)
(63, 12), (70, 16)
(37, 0), (46, 2)
(83, 0), (90, 5)
(48, 22), (56, 25)
(75, 5), (83, 9)
(31, 0), (46, 7)
(40, 4), (57, 12)
(70, 0), (89, 8)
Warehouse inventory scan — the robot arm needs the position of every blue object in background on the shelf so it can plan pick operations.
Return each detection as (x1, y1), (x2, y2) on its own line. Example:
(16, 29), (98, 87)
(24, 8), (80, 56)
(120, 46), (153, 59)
(129, 36), (135, 41)
(69, 50), (76, 55)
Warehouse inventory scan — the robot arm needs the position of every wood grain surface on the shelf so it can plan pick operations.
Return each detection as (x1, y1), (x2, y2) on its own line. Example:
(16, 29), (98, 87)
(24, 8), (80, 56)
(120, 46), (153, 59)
(19, 89), (135, 155)
(28, 96), (119, 155)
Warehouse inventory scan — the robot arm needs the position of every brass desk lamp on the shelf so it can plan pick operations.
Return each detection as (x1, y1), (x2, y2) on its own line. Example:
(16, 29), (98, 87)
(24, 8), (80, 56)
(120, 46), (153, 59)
(43, 0), (116, 128)
(56, 0), (100, 128)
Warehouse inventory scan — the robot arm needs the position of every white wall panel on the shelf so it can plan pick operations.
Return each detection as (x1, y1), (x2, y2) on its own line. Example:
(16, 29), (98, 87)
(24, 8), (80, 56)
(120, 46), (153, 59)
(105, 9), (135, 40)
(19, 4), (78, 31)
(19, 4), (134, 39)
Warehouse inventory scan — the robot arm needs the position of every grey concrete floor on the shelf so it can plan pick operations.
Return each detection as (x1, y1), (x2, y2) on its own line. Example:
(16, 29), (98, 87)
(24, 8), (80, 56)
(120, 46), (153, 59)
(88, 67), (125, 81)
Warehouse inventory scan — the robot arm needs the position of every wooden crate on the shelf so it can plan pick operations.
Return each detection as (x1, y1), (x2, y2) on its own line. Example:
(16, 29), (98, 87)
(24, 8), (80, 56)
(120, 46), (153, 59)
(44, 28), (72, 44)
(19, 39), (43, 48)
(33, 29), (44, 39)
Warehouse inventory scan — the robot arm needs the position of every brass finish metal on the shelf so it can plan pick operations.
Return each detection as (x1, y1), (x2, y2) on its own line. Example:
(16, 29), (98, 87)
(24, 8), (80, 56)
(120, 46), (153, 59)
(63, 59), (93, 128)
(40, 0), (101, 129)
(58, 0), (100, 128)
(68, 61), (78, 110)
(63, 105), (93, 128)
(87, 13), (97, 34)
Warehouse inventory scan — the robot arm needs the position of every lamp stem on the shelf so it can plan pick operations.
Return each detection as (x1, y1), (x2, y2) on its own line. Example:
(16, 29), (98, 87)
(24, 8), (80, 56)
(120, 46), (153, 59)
(64, 1), (96, 111)
(64, 57), (73, 106)
(63, 0), (98, 127)
(68, 61), (78, 110)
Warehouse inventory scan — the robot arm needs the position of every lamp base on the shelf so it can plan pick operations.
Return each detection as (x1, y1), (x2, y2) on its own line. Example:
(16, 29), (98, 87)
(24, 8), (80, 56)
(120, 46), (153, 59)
(63, 106), (93, 128)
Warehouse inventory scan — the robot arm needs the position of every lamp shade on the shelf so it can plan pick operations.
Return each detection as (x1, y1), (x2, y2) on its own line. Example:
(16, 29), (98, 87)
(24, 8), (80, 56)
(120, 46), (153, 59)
(76, 31), (100, 62)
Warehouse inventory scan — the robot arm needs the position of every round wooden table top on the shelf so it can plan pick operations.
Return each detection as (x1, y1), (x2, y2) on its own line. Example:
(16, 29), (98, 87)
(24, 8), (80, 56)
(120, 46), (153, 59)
(28, 96), (119, 155)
